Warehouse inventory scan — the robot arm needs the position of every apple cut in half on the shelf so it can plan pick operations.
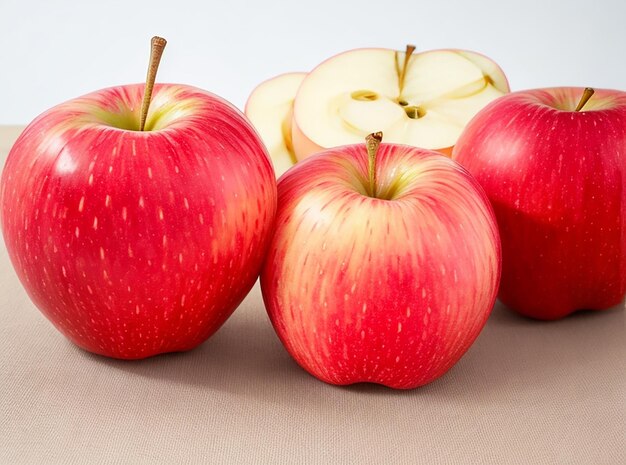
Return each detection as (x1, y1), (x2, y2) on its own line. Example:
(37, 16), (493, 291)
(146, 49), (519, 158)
(292, 47), (509, 160)
(245, 72), (306, 177)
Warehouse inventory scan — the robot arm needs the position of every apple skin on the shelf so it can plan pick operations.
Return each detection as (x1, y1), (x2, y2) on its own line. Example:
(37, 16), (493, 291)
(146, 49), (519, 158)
(0, 83), (277, 359)
(261, 143), (501, 389)
(453, 87), (626, 320)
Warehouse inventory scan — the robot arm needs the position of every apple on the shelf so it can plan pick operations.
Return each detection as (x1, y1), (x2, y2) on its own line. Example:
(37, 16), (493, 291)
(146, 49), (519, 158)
(292, 46), (509, 161)
(261, 132), (501, 389)
(245, 72), (306, 177)
(453, 87), (626, 319)
(0, 37), (277, 359)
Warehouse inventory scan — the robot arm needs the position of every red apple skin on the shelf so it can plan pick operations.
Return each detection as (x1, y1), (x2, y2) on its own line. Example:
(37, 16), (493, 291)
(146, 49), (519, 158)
(261, 144), (501, 389)
(453, 87), (626, 320)
(0, 83), (277, 359)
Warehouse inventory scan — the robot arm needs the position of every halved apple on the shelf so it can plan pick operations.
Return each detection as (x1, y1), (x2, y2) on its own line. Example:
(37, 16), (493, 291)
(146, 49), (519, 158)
(292, 47), (509, 160)
(245, 72), (306, 177)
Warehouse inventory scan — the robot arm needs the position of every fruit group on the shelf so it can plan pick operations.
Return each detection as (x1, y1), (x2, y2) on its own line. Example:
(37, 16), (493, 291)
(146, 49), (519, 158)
(453, 87), (626, 319)
(261, 134), (501, 389)
(245, 72), (306, 177)
(0, 80), (276, 359)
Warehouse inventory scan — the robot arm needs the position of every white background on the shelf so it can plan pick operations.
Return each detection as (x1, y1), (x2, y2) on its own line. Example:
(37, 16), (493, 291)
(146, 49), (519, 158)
(1, 0), (624, 124)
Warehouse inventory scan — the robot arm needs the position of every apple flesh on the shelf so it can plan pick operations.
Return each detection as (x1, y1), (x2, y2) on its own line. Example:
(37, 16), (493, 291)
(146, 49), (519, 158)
(453, 87), (626, 319)
(261, 138), (501, 389)
(0, 83), (277, 359)
(245, 72), (306, 177)
(292, 48), (509, 161)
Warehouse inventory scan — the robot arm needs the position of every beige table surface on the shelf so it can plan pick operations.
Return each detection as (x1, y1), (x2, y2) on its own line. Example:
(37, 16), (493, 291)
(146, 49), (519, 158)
(0, 125), (624, 465)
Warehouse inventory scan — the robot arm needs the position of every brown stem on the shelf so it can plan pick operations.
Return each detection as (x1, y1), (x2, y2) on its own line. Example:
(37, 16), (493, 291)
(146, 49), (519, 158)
(574, 87), (594, 112)
(398, 44), (416, 96)
(366, 132), (383, 198)
(140, 36), (167, 131)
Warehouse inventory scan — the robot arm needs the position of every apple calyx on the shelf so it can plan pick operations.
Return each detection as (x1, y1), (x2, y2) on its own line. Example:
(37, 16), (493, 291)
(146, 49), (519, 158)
(365, 131), (383, 198)
(140, 36), (167, 131)
(574, 87), (595, 112)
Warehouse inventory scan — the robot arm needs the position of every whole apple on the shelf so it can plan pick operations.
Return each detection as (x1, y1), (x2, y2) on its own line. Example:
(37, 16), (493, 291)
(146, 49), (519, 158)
(261, 133), (501, 389)
(453, 87), (626, 319)
(0, 50), (277, 358)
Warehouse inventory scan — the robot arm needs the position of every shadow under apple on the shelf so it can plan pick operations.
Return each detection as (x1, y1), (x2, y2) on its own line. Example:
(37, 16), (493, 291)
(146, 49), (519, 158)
(73, 286), (624, 410)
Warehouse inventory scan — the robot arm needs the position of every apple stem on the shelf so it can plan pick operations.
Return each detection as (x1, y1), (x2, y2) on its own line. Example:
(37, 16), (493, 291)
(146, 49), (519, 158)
(366, 132), (383, 198)
(139, 36), (167, 131)
(574, 87), (595, 112)
(398, 44), (416, 96)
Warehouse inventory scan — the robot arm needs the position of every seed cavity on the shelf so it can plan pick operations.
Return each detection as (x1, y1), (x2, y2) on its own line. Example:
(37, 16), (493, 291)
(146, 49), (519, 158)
(404, 106), (426, 119)
(351, 90), (378, 101)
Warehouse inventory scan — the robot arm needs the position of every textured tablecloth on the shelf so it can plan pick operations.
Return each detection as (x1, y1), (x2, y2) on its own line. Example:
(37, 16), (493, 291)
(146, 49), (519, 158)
(0, 125), (624, 465)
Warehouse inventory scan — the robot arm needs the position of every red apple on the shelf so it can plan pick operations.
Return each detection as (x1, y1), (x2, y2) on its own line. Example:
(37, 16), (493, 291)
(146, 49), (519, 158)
(261, 133), (501, 389)
(453, 87), (626, 320)
(0, 38), (277, 359)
